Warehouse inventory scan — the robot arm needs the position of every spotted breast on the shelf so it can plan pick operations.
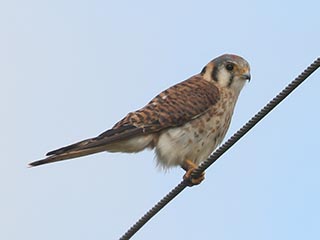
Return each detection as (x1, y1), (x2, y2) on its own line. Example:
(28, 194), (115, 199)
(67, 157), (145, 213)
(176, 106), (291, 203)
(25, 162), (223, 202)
(155, 85), (239, 168)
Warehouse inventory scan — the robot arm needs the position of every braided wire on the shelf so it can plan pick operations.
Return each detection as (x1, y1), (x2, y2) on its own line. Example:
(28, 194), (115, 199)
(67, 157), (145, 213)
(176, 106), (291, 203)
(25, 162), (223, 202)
(119, 57), (320, 240)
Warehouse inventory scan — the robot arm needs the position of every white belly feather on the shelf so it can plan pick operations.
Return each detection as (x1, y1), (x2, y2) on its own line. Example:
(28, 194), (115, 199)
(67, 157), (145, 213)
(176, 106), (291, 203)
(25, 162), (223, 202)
(155, 106), (234, 169)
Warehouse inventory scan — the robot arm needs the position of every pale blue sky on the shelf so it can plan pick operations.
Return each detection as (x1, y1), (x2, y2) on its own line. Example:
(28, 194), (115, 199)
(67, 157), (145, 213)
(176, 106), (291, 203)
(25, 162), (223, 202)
(2, 0), (320, 239)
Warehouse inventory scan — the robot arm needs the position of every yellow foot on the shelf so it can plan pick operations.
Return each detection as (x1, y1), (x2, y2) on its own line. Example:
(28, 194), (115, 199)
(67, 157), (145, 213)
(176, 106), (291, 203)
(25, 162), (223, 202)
(181, 159), (205, 187)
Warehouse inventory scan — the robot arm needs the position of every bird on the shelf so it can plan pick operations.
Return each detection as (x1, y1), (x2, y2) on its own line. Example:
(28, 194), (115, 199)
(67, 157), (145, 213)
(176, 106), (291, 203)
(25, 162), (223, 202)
(29, 54), (251, 186)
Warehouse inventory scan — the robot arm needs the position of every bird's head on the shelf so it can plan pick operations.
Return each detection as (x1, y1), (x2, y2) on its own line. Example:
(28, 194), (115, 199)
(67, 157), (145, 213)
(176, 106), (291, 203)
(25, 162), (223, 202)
(201, 54), (251, 93)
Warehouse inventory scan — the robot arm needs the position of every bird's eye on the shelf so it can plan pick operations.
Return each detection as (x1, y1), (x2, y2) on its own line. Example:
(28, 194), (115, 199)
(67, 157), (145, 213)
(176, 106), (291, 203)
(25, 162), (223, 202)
(225, 63), (234, 71)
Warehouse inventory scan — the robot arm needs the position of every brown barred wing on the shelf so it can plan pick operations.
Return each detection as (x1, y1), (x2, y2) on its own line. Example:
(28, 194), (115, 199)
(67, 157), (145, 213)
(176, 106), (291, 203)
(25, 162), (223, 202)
(112, 75), (220, 133)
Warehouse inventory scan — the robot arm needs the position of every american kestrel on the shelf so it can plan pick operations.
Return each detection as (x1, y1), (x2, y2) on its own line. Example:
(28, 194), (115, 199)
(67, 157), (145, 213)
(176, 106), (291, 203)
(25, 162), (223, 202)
(29, 54), (251, 186)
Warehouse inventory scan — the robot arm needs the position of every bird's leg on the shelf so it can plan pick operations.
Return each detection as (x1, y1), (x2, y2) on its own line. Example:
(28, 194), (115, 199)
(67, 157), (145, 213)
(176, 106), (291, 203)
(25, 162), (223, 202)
(181, 159), (205, 187)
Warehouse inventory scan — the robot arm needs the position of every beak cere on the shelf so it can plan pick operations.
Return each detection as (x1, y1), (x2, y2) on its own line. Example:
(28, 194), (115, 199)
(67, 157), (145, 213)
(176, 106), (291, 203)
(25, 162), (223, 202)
(241, 73), (251, 82)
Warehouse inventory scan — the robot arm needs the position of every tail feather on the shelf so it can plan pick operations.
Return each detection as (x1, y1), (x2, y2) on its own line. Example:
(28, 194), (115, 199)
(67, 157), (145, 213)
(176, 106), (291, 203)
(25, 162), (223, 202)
(46, 126), (143, 156)
(46, 138), (97, 156)
(29, 144), (107, 167)
(29, 125), (145, 167)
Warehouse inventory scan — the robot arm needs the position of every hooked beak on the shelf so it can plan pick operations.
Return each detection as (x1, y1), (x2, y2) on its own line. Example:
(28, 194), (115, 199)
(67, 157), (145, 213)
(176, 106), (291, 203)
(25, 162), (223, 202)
(241, 73), (251, 82)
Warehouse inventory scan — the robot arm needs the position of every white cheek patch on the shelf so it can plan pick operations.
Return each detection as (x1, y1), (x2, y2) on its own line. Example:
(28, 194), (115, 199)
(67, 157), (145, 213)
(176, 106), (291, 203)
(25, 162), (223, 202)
(216, 69), (246, 93)
(217, 69), (231, 87)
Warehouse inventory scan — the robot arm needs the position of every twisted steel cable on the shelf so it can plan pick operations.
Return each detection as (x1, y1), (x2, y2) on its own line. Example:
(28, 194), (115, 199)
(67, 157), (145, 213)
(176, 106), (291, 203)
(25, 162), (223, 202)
(119, 57), (320, 240)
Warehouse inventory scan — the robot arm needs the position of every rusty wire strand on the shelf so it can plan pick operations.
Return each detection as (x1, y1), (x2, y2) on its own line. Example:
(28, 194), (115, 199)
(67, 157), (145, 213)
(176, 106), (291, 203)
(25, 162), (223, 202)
(119, 57), (320, 240)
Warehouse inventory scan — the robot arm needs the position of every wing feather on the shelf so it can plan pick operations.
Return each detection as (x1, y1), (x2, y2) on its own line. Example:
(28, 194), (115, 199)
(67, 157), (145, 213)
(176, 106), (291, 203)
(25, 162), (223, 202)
(113, 74), (220, 132)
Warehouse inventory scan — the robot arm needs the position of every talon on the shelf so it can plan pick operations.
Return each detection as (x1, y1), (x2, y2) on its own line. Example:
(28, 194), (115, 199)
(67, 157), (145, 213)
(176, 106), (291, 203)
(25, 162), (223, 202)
(181, 159), (205, 187)
(183, 169), (205, 186)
